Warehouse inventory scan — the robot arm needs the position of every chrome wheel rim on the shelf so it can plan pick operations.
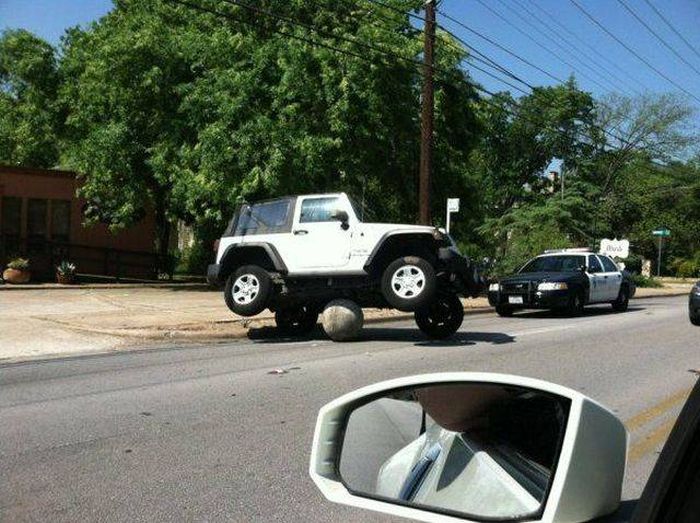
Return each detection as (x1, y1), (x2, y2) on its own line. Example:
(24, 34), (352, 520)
(232, 274), (260, 305)
(391, 265), (426, 299)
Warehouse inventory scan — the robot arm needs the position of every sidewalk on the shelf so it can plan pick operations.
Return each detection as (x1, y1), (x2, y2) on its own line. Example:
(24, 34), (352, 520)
(0, 284), (691, 363)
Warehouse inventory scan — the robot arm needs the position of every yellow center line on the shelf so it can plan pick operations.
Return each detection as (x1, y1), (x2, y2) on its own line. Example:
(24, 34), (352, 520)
(628, 418), (677, 463)
(624, 386), (693, 464)
(624, 387), (692, 432)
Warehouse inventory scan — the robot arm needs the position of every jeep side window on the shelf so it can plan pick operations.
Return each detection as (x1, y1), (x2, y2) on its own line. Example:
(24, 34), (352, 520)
(299, 197), (341, 223)
(234, 199), (293, 235)
(587, 255), (603, 273)
(600, 256), (619, 272)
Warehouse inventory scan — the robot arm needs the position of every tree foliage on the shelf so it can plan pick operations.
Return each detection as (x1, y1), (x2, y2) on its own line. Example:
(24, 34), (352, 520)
(0, 29), (60, 167)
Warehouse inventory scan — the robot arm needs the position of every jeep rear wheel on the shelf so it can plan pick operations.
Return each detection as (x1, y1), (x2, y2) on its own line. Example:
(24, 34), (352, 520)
(415, 294), (464, 339)
(275, 306), (319, 336)
(224, 265), (272, 317)
(381, 256), (437, 312)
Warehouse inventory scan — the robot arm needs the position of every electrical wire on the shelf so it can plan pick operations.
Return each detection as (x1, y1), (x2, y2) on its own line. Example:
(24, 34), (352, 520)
(617, 0), (700, 78)
(643, 0), (700, 62)
(504, 0), (638, 95)
(568, 0), (700, 104)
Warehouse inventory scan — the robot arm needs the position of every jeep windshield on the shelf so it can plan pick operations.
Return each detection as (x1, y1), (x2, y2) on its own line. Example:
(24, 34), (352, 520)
(519, 255), (585, 273)
(226, 198), (294, 236)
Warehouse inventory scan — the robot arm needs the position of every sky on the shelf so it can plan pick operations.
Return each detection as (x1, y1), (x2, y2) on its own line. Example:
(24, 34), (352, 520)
(2, 0), (700, 114)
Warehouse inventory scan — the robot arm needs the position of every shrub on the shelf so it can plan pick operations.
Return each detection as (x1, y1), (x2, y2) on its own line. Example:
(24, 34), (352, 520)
(176, 241), (213, 275)
(6, 258), (30, 271)
(631, 273), (663, 288)
(676, 260), (699, 279)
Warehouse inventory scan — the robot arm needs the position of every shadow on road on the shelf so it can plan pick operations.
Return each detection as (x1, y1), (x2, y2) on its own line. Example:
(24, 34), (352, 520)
(247, 325), (515, 347)
(512, 306), (645, 320)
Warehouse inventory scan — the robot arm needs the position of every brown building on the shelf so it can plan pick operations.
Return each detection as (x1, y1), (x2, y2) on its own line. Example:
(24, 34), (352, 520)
(0, 165), (158, 280)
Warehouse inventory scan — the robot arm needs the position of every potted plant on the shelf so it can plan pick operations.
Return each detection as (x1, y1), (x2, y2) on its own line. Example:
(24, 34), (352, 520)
(56, 261), (77, 284)
(3, 258), (31, 284)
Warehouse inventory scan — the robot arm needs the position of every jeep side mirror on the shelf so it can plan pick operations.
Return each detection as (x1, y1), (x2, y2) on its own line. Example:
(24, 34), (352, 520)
(310, 373), (627, 523)
(331, 210), (350, 229)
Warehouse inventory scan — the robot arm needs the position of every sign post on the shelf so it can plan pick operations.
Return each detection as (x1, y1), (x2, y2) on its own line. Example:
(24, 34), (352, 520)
(446, 198), (460, 233)
(652, 228), (671, 276)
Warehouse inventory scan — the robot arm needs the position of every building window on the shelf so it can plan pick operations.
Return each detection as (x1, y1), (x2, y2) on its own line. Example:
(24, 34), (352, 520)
(1, 197), (22, 255)
(51, 200), (71, 243)
(2, 197), (21, 236)
(27, 198), (48, 253)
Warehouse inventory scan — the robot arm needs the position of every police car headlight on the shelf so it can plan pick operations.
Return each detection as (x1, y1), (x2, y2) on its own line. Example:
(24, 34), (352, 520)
(693, 284), (700, 295)
(538, 282), (568, 291)
(489, 283), (500, 292)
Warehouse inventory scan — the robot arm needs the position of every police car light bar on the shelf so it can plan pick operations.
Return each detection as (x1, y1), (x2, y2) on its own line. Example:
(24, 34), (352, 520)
(542, 248), (593, 254)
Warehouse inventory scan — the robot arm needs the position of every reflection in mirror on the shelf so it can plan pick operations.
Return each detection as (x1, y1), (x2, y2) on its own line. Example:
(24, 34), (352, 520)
(339, 383), (570, 521)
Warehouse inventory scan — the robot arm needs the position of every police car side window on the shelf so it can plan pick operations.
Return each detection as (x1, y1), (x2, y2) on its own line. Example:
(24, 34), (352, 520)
(600, 256), (619, 272)
(588, 255), (603, 273)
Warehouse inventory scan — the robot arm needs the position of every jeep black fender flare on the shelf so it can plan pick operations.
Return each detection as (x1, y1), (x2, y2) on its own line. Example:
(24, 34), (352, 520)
(219, 243), (288, 280)
(363, 231), (442, 275)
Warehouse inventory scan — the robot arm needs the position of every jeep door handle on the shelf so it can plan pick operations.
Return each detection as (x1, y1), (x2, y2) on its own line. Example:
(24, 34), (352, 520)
(294, 230), (308, 235)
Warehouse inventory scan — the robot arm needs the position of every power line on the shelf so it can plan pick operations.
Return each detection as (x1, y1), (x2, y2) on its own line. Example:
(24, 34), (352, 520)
(568, 0), (700, 105)
(530, 0), (650, 90)
(435, 7), (566, 85)
(167, 0), (675, 163)
(360, 0), (535, 92)
(643, 0), (700, 62)
(617, 0), (700, 78)
(471, 0), (617, 94)
(505, 0), (639, 95)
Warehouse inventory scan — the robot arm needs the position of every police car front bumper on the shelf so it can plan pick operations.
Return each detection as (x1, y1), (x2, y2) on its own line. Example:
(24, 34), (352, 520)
(488, 289), (570, 309)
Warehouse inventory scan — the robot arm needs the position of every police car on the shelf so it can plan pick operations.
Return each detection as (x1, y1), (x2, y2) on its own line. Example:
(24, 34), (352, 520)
(488, 248), (636, 316)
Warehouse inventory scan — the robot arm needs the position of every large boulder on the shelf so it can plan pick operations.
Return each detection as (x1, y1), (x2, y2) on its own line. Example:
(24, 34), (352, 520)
(321, 299), (364, 341)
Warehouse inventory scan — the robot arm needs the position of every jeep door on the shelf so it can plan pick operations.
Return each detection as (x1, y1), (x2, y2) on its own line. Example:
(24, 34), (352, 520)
(290, 196), (352, 271)
(587, 254), (606, 302)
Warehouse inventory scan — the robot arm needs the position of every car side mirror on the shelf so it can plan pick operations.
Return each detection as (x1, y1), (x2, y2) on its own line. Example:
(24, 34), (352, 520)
(310, 373), (627, 523)
(331, 210), (350, 230)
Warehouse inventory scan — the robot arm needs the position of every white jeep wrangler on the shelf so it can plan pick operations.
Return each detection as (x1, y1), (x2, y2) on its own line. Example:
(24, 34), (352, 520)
(207, 193), (483, 339)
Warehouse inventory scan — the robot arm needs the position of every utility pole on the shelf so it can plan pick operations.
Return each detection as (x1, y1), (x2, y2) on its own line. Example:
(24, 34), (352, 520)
(419, 0), (436, 225)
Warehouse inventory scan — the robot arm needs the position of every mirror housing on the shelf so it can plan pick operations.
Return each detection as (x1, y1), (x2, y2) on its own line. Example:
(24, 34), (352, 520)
(310, 373), (627, 523)
(331, 209), (350, 230)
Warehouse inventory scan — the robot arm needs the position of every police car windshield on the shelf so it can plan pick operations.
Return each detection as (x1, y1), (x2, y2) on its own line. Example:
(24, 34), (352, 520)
(520, 255), (585, 273)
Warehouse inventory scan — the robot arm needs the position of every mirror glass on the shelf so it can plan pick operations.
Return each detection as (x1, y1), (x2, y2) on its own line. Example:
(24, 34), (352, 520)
(338, 383), (570, 521)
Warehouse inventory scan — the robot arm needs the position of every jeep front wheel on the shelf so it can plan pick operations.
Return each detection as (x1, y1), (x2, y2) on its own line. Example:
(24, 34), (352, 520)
(224, 265), (272, 317)
(381, 256), (437, 312)
(415, 294), (464, 339)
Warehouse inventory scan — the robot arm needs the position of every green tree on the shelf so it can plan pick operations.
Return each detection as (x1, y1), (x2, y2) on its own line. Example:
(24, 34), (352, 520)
(0, 29), (60, 167)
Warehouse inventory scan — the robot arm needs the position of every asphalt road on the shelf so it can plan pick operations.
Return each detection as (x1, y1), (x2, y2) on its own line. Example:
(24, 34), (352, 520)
(1, 296), (696, 522)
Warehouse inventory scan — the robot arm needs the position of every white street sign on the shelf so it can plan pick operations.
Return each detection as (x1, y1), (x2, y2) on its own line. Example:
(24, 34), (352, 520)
(599, 238), (630, 259)
(446, 198), (460, 233)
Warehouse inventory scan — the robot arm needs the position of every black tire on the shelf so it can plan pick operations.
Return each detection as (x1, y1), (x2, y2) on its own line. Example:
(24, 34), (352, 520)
(690, 315), (700, 326)
(415, 294), (464, 339)
(496, 305), (514, 317)
(275, 306), (319, 336)
(381, 256), (437, 312)
(566, 290), (585, 317)
(612, 285), (630, 312)
(224, 265), (272, 317)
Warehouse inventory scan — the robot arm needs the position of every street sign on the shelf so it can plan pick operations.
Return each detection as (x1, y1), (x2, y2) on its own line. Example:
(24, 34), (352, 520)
(445, 198), (460, 233)
(652, 228), (671, 237)
(599, 238), (630, 259)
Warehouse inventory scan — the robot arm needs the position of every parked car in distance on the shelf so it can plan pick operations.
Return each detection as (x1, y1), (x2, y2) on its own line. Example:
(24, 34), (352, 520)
(488, 249), (636, 317)
(208, 193), (484, 339)
(690, 281), (700, 326)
